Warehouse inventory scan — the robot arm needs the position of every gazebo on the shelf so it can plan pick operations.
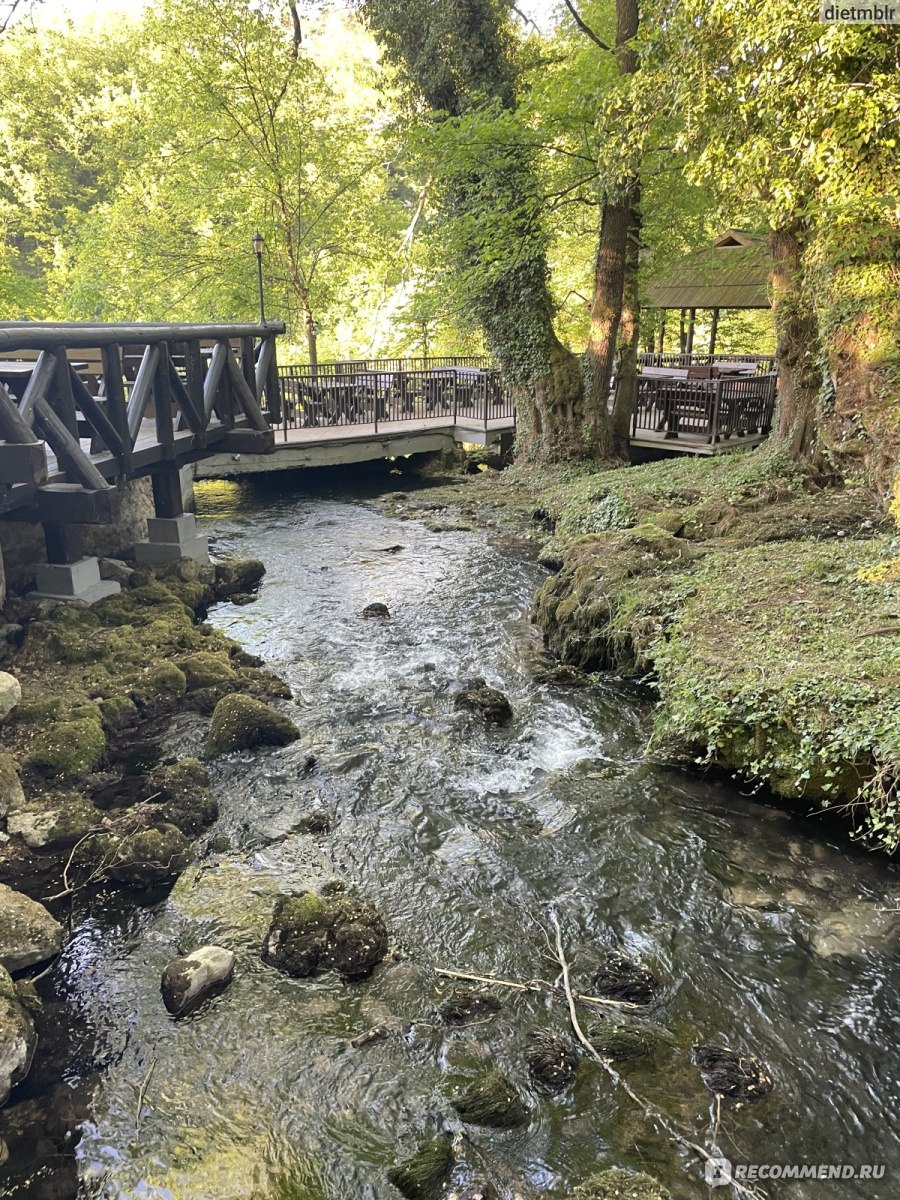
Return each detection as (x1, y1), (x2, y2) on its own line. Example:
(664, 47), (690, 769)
(646, 230), (772, 355)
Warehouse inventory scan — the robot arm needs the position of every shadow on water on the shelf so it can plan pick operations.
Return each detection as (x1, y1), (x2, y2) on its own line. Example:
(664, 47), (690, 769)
(4, 467), (900, 1199)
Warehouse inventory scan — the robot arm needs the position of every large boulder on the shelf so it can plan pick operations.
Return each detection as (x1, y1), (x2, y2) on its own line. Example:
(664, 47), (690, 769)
(205, 694), (300, 757)
(0, 673), (21, 723)
(262, 891), (388, 981)
(0, 751), (25, 820)
(0, 966), (36, 1106)
(0, 884), (63, 972)
(6, 792), (99, 851)
(161, 945), (235, 1016)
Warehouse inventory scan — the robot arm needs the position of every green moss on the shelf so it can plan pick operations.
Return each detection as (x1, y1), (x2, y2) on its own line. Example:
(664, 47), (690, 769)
(571, 1169), (671, 1199)
(105, 823), (192, 885)
(24, 718), (106, 777)
(206, 694), (299, 757)
(95, 583), (194, 628)
(452, 1069), (529, 1128)
(99, 695), (139, 731)
(146, 662), (188, 696)
(179, 651), (236, 691)
(387, 1138), (453, 1200)
(14, 696), (64, 724)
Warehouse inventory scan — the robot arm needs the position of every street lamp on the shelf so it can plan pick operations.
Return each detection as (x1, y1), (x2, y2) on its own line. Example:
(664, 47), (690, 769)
(251, 230), (266, 325)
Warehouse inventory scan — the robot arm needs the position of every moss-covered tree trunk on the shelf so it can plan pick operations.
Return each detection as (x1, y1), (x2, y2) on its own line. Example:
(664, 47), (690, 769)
(770, 222), (822, 460)
(364, 0), (590, 462)
(611, 188), (641, 458)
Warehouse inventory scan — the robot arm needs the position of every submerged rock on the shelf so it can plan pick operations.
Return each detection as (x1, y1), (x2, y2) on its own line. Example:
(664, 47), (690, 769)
(586, 1017), (659, 1062)
(439, 987), (502, 1026)
(453, 679), (513, 725)
(691, 1043), (774, 1106)
(0, 966), (36, 1106)
(525, 1030), (579, 1093)
(0, 884), (63, 972)
(205, 694), (300, 757)
(452, 1069), (529, 1129)
(387, 1136), (453, 1200)
(591, 950), (660, 1005)
(0, 673), (21, 723)
(533, 664), (592, 688)
(362, 602), (391, 619)
(161, 945), (235, 1016)
(571, 1168), (671, 1199)
(261, 891), (388, 980)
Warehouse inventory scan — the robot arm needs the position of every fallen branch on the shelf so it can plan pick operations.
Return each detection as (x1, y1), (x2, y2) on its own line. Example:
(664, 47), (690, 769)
(434, 964), (640, 1010)
(135, 1057), (156, 1133)
(549, 914), (767, 1200)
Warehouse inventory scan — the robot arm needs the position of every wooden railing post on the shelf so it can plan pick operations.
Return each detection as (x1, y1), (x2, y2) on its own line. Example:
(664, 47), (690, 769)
(154, 342), (175, 455)
(101, 344), (132, 473)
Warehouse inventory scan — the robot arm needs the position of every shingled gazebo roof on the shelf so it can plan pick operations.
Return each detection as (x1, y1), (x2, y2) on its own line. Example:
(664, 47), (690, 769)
(647, 231), (772, 310)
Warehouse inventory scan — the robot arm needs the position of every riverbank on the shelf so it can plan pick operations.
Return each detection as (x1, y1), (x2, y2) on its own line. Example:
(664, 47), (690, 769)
(386, 447), (900, 851)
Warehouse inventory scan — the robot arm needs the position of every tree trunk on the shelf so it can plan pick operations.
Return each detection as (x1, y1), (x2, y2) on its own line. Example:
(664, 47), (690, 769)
(611, 186), (641, 458)
(770, 222), (821, 459)
(305, 310), (318, 376)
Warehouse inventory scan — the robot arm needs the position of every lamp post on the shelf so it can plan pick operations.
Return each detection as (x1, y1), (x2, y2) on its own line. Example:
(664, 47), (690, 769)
(251, 230), (266, 325)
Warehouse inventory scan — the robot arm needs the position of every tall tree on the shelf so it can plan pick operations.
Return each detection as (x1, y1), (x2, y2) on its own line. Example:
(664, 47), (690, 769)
(363, 0), (602, 460)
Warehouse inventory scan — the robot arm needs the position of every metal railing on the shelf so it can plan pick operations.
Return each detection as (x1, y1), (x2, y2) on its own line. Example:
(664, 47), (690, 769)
(276, 362), (514, 436)
(638, 352), (776, 373)
(288, 354), (490, 375)
(631, 373), (777, 443)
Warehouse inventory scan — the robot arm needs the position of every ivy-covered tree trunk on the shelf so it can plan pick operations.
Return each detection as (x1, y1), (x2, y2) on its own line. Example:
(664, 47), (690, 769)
(364, 0), (593, 461)
(611, 188), (641, 458)
(770, 222), (821, 460)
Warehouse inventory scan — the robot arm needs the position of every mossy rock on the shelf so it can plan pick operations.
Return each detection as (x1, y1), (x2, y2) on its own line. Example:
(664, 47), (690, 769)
(179, 652), (237, 691)
(570, 1169), (671, 1199)
(0, 750), (25, 819)
(453, 679), (513, 725)
(163, 578), (214, 613)
(148, 759), (218, 837)
(67, 702), (103, 724)
(206, 694), (300, 757)
(213, 558), (266, 599)
(387, 1137), (453, 1200)
(105, 823), (192, 885)
(99, 695), (140, 733)
(452, 1069), (529, 1129)
(262, 890), (389, 980)
(146, 662), (188, 697)
(6, 792), (99, 851)
(24, 719), (106, 778)
(13, 696), (64, 724)
(95, 583), (194, 628)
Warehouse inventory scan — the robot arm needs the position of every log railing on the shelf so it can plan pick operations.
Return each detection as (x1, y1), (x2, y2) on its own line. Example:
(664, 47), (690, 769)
(0, 322), (284, 517)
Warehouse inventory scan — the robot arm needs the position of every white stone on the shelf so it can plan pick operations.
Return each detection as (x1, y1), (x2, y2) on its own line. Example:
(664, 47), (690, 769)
(0, 673), (21, 723)
(161, 945), (235, 1016)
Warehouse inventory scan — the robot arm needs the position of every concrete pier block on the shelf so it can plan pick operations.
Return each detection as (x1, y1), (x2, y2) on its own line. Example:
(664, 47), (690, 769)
(30, 557), (121, 605)
(134, 513), (209, 565)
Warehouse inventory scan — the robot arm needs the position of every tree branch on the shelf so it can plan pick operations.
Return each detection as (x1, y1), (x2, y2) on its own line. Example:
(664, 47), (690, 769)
(563, 0), (612, 52)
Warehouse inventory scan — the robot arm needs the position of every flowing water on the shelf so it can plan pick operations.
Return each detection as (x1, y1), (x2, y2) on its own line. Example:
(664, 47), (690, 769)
(6, 470), (900, 1200)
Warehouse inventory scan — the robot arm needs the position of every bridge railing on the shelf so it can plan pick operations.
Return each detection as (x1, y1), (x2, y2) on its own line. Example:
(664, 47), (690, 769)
(276, 362), (514, 435)
(0, 322), (284, 518)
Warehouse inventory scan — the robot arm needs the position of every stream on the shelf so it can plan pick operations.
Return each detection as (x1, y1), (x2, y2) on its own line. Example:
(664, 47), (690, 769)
(6, 468), (900, 1199)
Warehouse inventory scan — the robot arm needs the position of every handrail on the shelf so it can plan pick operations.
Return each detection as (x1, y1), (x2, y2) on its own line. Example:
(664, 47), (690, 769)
(0, 320), (286, 352)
